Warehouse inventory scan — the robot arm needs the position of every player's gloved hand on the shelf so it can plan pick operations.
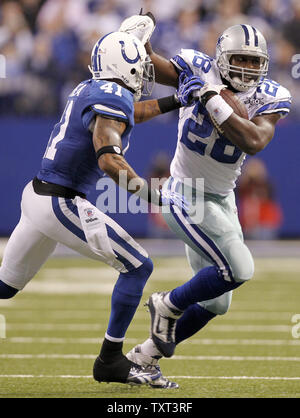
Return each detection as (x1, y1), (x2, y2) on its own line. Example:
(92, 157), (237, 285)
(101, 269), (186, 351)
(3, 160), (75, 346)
(194, 82), (228, 105)
(119, 10), (156, 45)
(160, 189), (190, 212)
(177, 73), (205, 107)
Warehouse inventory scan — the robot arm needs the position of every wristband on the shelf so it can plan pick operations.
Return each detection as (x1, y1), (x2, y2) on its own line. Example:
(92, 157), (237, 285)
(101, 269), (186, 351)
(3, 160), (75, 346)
(205, 95), (233, 126)
(157, 94), (181, 114)
(95, 145), (123, 160)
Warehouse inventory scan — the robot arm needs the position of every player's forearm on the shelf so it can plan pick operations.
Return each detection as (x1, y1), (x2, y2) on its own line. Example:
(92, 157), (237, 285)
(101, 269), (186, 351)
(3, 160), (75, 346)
(145, 42), (178, 87)
(221, 114), (269, 155)
(134, 95), (181, 124)
(99, 154), (140, 188)
(134, 99), (162, 123)
(99, 154), (162, 205)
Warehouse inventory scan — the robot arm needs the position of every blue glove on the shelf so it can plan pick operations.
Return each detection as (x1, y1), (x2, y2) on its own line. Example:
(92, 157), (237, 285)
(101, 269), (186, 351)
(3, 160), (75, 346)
(177, 73), (205, 107)
(160, 189), (190, 212)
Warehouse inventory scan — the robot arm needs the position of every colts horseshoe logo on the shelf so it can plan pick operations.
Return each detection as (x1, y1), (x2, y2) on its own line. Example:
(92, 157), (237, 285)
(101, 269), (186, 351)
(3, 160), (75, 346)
(119, 40), (140, 64)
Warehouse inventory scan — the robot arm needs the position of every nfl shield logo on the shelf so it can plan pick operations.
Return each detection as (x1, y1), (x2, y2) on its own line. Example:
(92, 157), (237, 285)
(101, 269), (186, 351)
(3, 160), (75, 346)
(84, 208), (94, 218)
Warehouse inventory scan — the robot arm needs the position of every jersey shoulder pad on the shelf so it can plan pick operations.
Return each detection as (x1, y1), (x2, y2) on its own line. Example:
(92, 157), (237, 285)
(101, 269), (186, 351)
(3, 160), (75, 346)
(88, 80), (133, 122)
(170, 49), (214, 79)
(78, 79), (134, 131)
(254, 79), (292, 119)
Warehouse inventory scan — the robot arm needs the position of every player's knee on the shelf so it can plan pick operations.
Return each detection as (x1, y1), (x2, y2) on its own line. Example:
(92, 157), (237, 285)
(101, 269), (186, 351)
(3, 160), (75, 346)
(129, 257), (153, 281)
(199, 292), (232, 315)
(0, 280), (19, 299)
(139, 257), (153, 277)
(227, 241), (254, 283)
(210, 298), (231, 315)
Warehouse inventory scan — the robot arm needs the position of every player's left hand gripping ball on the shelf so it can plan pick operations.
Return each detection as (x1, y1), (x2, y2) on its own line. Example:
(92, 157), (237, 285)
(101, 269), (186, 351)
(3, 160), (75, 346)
(177, 73), (205, 107)
(119, 11), (156, 45)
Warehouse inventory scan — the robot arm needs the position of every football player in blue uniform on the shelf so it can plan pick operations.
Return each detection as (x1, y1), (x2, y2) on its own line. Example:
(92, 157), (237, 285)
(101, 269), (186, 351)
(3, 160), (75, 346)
(0, 29), (187, 387)
(120, 15), (292, 386)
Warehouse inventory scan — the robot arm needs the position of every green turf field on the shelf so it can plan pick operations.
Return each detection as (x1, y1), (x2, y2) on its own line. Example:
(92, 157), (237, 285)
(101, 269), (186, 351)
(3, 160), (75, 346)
(0, 256), (299, 398)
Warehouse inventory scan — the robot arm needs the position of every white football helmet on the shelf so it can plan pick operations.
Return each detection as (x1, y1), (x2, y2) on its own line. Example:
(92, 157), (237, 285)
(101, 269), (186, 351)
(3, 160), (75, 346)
(216, 25), (269, 92)
(89, 31), (154, 101)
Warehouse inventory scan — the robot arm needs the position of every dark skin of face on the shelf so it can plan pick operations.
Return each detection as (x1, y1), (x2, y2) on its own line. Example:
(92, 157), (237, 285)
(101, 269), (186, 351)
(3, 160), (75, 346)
(229, 54), (261, 81)
(230, 55), (261, 69)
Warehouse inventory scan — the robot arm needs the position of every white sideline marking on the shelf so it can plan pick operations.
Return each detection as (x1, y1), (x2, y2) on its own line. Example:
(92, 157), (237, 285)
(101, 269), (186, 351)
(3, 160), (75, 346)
(210, 325), (291, 332)
(1, 255), (299, 296)
(5, 337), (300, 345)
(173, 355), (300, 362)
(168, 376), (300, 381)
(1, 354), (300, 362)
(0, 374), (299, 381)
(5, 323), (293, 332)
(0, 307), (295, 322)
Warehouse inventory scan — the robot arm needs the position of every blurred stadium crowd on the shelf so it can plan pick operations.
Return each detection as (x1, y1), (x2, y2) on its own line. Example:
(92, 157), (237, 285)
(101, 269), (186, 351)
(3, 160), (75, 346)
(0, 0), (299, 118)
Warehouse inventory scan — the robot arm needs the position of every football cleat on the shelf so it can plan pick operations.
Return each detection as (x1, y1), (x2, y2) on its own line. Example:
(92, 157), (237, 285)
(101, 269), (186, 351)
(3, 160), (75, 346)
(93, 354), (161, 385)
(126, 344), (179, 389)
(146, 292), (183, 358)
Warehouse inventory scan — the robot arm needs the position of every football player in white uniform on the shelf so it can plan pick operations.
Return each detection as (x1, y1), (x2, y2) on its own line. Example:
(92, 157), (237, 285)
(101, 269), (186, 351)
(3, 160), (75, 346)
(0, 26), (188, 387)
(120, 16), (292, 386)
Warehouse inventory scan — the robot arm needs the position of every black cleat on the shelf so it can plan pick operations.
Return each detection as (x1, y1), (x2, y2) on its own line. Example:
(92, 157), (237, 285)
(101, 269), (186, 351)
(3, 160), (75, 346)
(93, 354), (161, 385)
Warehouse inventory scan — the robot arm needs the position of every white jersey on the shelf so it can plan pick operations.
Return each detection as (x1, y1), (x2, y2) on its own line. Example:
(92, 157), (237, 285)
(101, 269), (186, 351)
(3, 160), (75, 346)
(170, 49), (292, 195)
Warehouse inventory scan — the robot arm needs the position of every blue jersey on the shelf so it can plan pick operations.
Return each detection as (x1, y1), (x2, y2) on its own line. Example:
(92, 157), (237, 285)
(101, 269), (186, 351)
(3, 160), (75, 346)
(37, 79), (135, 195)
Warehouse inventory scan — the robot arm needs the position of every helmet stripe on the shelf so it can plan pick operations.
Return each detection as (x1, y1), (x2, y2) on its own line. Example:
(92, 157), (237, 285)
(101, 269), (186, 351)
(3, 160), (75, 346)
(92, 32), (113, 72)
(251, 26), (259, 47)
(241, 24), (250, 46)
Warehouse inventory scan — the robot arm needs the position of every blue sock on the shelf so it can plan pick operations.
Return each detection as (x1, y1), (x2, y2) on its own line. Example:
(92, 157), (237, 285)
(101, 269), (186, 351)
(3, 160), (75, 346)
(106, 258), (153, 339)
(169, 265), (241, 311)
(175, 304), (216, 344)
(0, 280), (18, 299)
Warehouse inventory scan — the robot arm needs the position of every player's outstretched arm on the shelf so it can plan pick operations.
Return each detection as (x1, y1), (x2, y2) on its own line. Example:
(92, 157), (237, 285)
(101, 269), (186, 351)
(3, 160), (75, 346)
(134, 99), (162, 123)
(134, 94), (181, 124)
(145, 42), (178, 87)
(220, 113), (281, 155)
(92, 115), (188, 210)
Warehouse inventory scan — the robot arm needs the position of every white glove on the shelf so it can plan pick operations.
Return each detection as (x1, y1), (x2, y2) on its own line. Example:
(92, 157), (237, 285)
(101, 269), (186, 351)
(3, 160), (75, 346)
(119, 12), (156, 45)
(193, 82), (227, 101)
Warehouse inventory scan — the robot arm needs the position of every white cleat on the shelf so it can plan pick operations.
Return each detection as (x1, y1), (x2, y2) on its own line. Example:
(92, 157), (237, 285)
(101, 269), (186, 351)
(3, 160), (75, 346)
(127, 344), (179, 389)
(147, 292), (183, 358)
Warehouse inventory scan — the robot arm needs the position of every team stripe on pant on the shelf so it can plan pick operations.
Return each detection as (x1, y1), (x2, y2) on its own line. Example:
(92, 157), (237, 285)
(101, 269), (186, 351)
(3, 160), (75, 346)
(52, 197), (86, 242)
(167, 178), (233, 281)
(51, 197), (147, 272)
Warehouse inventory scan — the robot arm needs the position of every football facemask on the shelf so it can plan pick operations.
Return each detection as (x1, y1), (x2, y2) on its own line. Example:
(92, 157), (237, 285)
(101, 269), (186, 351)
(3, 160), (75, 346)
(216, 25), (269, 92)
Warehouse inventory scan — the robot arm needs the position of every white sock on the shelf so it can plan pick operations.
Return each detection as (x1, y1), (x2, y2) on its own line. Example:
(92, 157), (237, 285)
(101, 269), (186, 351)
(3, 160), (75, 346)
(164, 292), (181, 312)
(140, 338), (162, 358)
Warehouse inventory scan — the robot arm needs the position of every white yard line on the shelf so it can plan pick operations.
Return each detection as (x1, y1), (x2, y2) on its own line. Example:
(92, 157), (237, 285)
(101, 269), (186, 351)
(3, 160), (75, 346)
(0, 306), (295, 322)
(5, 323), (294, 332)
(0, 257), (299, 296)
(1, 354), (300, 362)
(168, 376), (300, 381)
(0, 374), (299, 381)
(4, 337), (300, 345)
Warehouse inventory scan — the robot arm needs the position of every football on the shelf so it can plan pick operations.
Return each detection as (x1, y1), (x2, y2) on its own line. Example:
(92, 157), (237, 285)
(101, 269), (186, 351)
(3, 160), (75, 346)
(220, 89), (249, 120)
